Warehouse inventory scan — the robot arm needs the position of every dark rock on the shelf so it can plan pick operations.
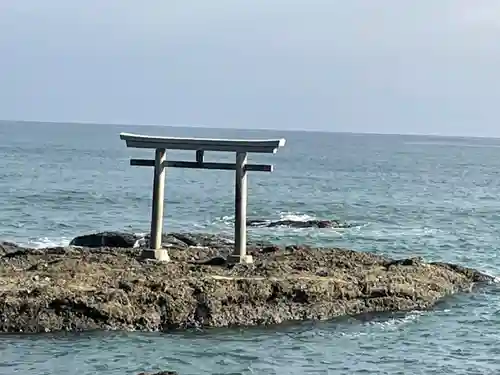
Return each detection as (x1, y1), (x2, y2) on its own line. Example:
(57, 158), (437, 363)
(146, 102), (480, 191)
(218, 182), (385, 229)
(385, 257), (424, 268)
(118, 280), (134, 292)
(247, 219), (349, 229)
(141, 233), (198, 248)
(138, 371), (178, 375)
(285, 244), (310, 252)
(170, 233), (198, 247)
(430, 262), (494, 283)
(69, 231), (236, 250)
(69, 232), (139, 248)
(261, 245), (281, 253)
(315, 268), (329, 277)
(0, 241), (22, 255)
(194, 256), (227, 266)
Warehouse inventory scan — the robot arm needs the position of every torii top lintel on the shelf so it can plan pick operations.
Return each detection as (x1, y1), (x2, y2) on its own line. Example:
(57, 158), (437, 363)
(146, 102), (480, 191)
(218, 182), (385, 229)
(119, 132), (286, 154)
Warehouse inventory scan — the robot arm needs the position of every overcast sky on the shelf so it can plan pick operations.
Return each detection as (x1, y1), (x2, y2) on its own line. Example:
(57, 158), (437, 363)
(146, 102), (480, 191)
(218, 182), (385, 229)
(1, 1), (499, 136)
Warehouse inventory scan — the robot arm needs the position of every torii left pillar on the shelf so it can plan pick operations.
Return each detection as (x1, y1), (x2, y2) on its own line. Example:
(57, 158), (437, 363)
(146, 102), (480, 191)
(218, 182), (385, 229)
(141, 148), (170, 261)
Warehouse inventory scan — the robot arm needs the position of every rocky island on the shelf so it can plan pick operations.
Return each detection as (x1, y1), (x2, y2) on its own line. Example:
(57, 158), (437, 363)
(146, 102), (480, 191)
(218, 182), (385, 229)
(0, 231), (493, 333)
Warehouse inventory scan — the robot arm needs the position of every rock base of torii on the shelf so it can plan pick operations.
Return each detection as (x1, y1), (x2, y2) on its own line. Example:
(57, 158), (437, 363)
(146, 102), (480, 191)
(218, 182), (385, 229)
(0, 232), (493, 333)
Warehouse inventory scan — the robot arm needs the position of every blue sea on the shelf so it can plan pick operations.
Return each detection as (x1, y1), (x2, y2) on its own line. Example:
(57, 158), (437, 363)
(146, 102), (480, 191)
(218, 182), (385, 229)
(1, 120), (500, 375)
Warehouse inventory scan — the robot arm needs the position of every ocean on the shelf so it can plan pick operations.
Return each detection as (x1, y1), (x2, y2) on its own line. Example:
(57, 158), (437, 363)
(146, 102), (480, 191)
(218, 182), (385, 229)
(1, 120), (500, 374)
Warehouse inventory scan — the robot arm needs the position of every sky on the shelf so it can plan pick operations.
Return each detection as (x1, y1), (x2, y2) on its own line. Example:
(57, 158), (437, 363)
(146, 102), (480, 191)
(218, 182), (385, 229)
(0, 1), (500, 136)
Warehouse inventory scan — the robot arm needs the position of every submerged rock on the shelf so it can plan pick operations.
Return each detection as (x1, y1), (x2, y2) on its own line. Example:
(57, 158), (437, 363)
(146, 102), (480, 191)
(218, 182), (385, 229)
(0, 232), (494, 333)
(247, 219), (349, 228)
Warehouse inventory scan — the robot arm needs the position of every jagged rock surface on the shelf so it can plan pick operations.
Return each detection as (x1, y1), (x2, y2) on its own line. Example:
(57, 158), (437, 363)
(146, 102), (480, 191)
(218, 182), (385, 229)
(0, 233), (493, 333)
(0, 241), (21, 255)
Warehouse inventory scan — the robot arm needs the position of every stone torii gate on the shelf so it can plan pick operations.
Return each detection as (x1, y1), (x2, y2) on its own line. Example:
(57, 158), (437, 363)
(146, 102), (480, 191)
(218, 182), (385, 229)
(119, 132), (286, 264)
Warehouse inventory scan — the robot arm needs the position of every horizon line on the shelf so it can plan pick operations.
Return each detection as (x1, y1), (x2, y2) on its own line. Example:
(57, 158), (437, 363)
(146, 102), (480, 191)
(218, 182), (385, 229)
(1, 118), (499, 140)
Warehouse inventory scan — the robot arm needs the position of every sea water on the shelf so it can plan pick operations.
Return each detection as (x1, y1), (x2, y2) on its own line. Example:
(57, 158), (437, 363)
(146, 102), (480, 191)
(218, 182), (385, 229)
(1, 121), (500, 374)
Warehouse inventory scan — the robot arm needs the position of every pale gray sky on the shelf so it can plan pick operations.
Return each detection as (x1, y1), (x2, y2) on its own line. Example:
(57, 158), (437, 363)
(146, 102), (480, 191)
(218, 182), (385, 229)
(1, 1), (500, 136)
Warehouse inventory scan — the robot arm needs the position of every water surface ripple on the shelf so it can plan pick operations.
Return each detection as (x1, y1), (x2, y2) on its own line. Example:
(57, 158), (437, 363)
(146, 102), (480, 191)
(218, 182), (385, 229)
(1, 122), (500, 374)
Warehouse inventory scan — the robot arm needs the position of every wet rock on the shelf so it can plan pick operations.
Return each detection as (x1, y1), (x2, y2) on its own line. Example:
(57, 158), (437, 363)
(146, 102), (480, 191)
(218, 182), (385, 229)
(247, 219), (349, 229)
(170, 233), (198, 247)
(385, 257), (424, 268)
(261, 245), (281, 253)
(0, 241), (22, 255)
(194, 256), (227, 266)
(69, 231), (240, 250)
(285, 244), (312, 252)
(138, 371), (178, 375)
(69, 232), (139, 248)
(140, 233), (200, 248)
(0, 232), (494, 333)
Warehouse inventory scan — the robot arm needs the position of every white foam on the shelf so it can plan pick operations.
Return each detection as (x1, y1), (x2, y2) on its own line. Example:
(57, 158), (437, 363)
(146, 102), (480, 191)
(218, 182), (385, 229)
(24, 237), (71, 248)
(219, 215), (234, 225)
(130, 232), (147, 248)
(278, 212), (317, 222)
(490, 275), (500, 284)
(339, 311), (425, 338)
(213, 212), (355, 243)
(358, 226), (440, 240)
(219, 212), (320, 225)
(367, 311), (425, 331)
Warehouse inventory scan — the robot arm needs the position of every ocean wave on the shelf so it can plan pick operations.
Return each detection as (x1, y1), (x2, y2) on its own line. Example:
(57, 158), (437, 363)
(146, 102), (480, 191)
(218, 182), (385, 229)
(21, 237), (71, 248)
(216, 211), (354, 228)
(319, 311), (428, 339)
(8, 190), (119, 205)
(354, 225), (441, 240)
(278, 212), (318, 221)
(364, 311), (426, 331)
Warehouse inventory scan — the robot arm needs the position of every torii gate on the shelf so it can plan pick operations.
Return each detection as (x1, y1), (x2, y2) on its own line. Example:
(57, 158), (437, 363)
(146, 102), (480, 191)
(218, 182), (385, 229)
(120, 132), (286, 264)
